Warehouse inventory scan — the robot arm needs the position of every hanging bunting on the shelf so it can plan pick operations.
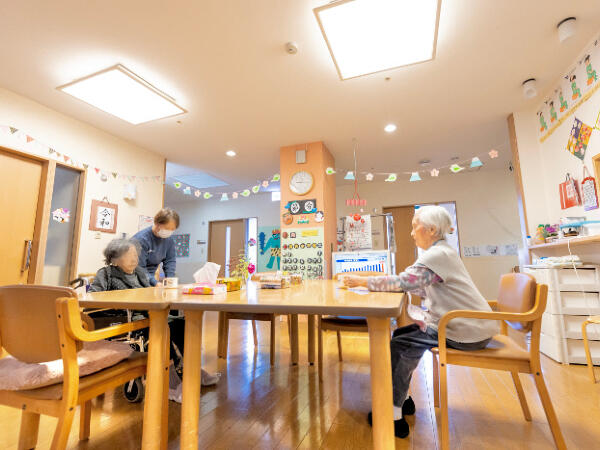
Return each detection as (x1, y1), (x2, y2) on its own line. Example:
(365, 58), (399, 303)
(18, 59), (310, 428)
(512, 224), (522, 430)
(326, 167), (336, 175)
(365, 173), (374, 181)
(409, 172), (422, 182)
(194, 190), (201, 197)
(203, 192), (213, 199)
(470, 157), (483, 168)
(183, 187), (191, 195)
(344, 171), (355, 180)
(262, 180), (269, 188)
(9, 127), (18, 134)
(385, 173), (397, 182)
(174, 182), (182, 189)
(48, 148), (55, 154)
(232, 192), (239, 199)
(241, 189), (251, 197)
(220, 193), (229, 201)
(489, 149), (498, 158)
(450, 164), (464, 173)
(272, 174), (280, 182)
(26, 135), (34, 143)
(430, 168), (440, 177)
(83, 163), (89, 170)
(251, 185), (260, 194)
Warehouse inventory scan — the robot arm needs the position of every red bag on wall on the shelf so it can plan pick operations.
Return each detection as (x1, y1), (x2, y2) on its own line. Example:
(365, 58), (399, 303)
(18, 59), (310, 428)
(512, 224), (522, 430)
(559, 173), (581, 209)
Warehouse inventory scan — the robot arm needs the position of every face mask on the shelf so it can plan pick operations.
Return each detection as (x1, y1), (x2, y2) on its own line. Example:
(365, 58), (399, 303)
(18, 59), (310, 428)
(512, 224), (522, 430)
(157, 228), (174, 239)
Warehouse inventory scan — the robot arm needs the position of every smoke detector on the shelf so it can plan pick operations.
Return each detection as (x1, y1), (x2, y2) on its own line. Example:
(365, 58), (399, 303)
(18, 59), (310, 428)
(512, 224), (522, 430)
(285, 42), (298, 54)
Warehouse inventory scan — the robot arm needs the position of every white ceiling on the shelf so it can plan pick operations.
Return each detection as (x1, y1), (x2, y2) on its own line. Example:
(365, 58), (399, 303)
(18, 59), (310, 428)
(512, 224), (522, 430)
(1, 1), (600, 197)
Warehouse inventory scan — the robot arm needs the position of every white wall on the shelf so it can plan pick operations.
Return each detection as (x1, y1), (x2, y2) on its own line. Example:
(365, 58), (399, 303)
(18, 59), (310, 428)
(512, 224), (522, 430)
(337, 169), (522, 299)
(167, 193), (280, 282)
(0, 87), (165, 276)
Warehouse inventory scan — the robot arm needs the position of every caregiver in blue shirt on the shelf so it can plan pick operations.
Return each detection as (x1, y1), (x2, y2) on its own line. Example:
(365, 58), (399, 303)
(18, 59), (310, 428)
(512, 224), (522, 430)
(133, 207), (179, 286)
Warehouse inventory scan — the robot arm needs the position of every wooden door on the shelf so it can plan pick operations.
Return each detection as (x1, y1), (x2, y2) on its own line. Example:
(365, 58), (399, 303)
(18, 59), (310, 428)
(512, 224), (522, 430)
(208, 219), (246, 277)
(383, 206), (417, 273)
(0, 150), (43, 284)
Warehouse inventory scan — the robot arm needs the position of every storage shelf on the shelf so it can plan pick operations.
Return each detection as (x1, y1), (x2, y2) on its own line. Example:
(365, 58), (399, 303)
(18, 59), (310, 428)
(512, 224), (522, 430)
(528, 234), (600, 250)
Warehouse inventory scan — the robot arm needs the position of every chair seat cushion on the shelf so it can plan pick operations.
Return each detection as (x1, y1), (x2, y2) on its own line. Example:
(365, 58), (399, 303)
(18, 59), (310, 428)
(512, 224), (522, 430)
(322, 316), (368, 325)
(0, 340), (133, 391)
(432, 334), (530, 362)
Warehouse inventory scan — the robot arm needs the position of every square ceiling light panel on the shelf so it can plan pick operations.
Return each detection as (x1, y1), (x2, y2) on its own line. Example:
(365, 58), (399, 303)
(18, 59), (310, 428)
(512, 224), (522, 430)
(314, 0), (441, 80)
(58, 65), (186, 124)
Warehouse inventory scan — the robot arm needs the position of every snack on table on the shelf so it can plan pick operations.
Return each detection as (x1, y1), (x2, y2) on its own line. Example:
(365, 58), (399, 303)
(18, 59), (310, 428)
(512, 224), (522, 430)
(216, 277), (242, 291)
(260, 274), (290, 289)
(290, 273), (303, 285)
(182, 283), (227, 295)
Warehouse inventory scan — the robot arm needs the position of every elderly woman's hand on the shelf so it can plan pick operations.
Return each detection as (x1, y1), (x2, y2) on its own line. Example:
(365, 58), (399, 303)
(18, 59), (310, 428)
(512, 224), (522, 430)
(343, 275), (368, 288)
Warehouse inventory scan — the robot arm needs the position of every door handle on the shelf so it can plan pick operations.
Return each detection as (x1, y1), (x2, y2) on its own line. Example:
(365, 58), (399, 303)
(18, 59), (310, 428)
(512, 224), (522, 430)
(21, 240), (32, 272)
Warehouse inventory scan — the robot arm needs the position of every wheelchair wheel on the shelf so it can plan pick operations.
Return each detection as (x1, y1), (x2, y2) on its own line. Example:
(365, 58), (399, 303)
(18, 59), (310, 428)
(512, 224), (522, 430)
(123, 377), (144, 403)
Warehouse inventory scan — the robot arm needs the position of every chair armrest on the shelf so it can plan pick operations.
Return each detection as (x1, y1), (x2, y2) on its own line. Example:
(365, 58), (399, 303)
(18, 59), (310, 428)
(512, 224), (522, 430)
(58, 297), (149, 342)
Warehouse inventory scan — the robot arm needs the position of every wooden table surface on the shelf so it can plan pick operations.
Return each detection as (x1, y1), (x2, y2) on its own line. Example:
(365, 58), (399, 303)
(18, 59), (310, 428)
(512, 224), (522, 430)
(77, 279), (403, 450)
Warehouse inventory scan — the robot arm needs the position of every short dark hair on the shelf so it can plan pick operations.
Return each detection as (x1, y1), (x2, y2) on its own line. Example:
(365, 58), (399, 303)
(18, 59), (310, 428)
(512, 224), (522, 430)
(154, 207), (180, 228)
(103, 239), (140, 265)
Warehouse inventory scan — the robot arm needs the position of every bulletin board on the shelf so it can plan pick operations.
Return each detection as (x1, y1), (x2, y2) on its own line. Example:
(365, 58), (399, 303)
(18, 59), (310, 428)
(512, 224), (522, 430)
(173, 233), (190, 258)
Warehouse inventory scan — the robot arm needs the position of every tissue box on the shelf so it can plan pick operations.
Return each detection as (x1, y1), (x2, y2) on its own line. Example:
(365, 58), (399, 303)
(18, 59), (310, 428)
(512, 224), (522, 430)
(217, 277), (242, 291)
(182, 283), (227, 295)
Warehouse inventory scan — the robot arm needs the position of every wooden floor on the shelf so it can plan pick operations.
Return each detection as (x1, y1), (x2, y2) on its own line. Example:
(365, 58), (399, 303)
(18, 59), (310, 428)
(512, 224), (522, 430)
(1, 312), (599, 449)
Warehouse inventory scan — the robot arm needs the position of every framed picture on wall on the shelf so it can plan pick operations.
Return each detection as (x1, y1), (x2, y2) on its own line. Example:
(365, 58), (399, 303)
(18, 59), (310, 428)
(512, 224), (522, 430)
(89, 199), (118, 233)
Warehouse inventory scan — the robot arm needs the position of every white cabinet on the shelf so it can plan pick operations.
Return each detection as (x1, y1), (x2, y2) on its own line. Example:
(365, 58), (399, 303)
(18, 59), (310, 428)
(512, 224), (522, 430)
(523, 265), (600, 364)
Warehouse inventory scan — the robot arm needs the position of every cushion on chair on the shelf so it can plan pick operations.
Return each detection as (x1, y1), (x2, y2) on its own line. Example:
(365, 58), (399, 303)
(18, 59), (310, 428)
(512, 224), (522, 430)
(0, 340), (133, 391)
(322, 316), (368, 325)
(432, 334), (530, 362)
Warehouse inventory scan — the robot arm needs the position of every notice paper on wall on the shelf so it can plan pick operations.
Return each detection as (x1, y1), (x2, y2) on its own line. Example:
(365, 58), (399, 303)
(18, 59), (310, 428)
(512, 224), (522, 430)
(343, 214), (372, 251)
(463, 244), (518, 257)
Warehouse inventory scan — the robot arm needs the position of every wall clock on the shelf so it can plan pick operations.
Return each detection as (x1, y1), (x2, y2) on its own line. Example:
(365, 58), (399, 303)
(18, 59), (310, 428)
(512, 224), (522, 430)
(289, 170), (314, 196)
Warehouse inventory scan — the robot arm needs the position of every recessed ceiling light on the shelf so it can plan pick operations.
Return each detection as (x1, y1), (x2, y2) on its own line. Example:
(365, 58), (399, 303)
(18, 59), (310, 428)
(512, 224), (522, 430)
(57, 64), (186, 125)
(314, 0), (441, 80)
(384, 123), (397, 133)
(226, 150), (236, 157)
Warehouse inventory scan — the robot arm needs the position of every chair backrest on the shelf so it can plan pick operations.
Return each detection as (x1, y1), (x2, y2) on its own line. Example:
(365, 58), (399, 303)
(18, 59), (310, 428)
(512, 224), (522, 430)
(0, 285), (77, 363)
(497, 273), (538, 332)
(333, 271), (385, 280)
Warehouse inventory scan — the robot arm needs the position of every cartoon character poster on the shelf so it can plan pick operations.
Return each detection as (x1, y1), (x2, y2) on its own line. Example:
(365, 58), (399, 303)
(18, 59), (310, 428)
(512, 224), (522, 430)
(258, 226), (281, 272)
(566, 117), (593, 160)
(173, 234), (190, 257)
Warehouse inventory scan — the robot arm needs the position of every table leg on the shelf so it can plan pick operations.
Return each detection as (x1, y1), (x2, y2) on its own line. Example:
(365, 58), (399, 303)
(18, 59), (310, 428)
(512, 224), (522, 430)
(307, 314), (316, 365)
(180, 310), (204, 450)
(367, 317), (394, 450)
(142, 309), (169, 450)
(290, 314), (299, 365)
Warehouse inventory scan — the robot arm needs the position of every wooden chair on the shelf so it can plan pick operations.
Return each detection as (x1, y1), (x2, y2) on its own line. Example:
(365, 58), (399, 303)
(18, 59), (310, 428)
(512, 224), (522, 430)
(582, 315), (600, 383)
(0, 285), (149, 449)
(431, 273), (565, 450)
(317, 272), (385, 379)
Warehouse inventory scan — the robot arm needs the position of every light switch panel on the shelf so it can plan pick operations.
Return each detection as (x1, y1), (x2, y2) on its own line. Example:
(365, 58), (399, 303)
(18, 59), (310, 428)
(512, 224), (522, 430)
(296, 149), (306, 164)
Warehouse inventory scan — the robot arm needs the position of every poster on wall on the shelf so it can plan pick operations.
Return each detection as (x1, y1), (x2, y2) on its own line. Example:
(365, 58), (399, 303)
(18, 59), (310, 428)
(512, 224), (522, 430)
(173, 234), (190, 257)
(566, 117), (593, 160)
(138, 215), (153, 231)
(258, 226), (281, 271)
(89, 199), (118, 233)
(343, 214), (372, 251)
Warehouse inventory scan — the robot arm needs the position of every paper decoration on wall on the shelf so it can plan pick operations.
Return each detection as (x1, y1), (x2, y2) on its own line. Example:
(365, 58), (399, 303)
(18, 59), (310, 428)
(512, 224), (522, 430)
(232, 192), (238, 199)
(537, 34), (600, 142)
(251, 185), (260, 194)
(409, 172), (421, 182)
(173, 234), (190, 258)
(315, 211), (324, 223)
(123, 183), (137, 200)
(559, 173), (581, 209)
(285, 199), (317, 215)
(470, 157), (483, 168)
(582, 166), (599, 211)
(430, 168), (440, 177)
(52, 208), (70, 223)
(258, 227), (281, 271)
(326, 167), (336, 175)
(194, 190), (201, 197)
(138, 215), (153, 231)
(89, 199), (118, 233)
(385, 173), (397, 182)
(450, 164), (464, 173)
(220, 193), (228, 201)
(365, 173), (374, 181)
(203, 192), (212, 199)
(174, 182), (182, 189)
(344, 171), (355, 180)
(183, 187), (191, 195)
(489, 149), (498, 158)
(272, 174), (281, 182)
(566, 117), (593, 160)
(282, 212), (293, 225)
(262, 180), (269, 188)
(343, 214), (372, 251)
(241, 189), (250, 197)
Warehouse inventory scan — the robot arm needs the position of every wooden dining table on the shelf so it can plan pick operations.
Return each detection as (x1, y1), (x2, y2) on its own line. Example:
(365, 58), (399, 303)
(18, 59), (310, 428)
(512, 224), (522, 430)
(79, 280), (405, 450)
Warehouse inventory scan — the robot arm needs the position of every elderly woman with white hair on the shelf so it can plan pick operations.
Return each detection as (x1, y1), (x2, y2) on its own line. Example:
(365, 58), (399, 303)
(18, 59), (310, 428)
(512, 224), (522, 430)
(344, 205), (498, 438)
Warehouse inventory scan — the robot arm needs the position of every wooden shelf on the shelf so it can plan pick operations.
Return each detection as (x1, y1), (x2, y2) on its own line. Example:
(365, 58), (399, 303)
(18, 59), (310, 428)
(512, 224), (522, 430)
(528, 234), (600, 250)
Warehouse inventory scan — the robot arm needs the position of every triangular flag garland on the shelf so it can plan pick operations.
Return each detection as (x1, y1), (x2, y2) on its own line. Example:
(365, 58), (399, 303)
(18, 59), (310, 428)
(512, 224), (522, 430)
(0, 124), (163, 184)
(324, 147), (502, 182)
